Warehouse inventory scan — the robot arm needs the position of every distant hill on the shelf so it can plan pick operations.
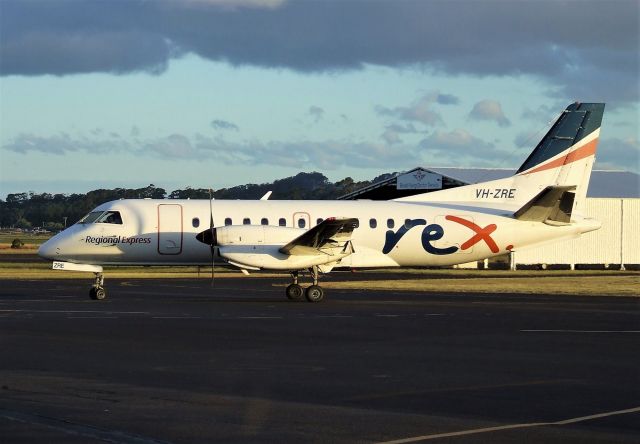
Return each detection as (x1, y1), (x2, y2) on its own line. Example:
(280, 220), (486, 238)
(0, 171), (390, 229)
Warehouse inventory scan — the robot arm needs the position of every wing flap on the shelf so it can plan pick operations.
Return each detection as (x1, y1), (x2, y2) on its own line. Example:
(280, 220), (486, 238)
(279, 217), (358, 256)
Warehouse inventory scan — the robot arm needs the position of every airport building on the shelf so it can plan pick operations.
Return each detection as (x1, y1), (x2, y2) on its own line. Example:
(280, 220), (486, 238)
(340, 167), (640, 269)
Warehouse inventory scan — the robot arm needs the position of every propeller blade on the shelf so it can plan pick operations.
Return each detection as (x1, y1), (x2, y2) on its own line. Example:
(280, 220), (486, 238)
(209, 188), (215, 287)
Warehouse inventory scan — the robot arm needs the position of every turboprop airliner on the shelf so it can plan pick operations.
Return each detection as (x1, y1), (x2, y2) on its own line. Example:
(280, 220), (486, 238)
(39, 102), (605, 302)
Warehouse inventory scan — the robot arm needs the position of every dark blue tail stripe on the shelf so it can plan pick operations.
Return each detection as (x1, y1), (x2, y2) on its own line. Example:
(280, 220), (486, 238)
(516, 103), (605, 174)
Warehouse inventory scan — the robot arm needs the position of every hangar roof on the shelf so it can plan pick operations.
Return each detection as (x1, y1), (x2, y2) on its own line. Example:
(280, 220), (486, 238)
(338, 168), (639, 200)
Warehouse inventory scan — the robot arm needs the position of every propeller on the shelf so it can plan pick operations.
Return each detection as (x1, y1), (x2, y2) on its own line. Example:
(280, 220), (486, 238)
(209, 188), (215, 287)
(196, 190), (217, 286)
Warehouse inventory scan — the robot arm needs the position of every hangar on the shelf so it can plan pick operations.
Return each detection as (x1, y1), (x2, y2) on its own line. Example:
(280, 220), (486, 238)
(340, 167), (640, 269)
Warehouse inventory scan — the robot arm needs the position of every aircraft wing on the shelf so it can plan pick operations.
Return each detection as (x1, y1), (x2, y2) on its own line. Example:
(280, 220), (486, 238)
(279, 217), (358, 256)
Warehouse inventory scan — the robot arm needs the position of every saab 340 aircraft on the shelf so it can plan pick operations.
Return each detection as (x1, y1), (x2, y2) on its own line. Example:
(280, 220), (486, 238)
(39, 102), (605, 302)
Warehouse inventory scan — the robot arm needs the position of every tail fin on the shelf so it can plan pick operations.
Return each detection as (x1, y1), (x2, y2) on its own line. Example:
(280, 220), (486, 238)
(396, 102), (605, 219)
(515, 102), (604, 214)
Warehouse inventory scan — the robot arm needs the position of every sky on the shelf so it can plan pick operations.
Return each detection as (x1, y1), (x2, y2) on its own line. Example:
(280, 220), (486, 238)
(1, 0), (638, 199)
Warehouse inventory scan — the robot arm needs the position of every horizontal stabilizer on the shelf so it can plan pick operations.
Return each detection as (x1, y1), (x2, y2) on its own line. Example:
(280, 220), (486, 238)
(280, 217), (358, 256)
(514, 186), (576, 224)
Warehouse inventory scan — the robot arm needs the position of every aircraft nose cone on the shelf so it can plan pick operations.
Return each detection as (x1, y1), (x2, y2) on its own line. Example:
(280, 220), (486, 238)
(38, 238), (59, 260)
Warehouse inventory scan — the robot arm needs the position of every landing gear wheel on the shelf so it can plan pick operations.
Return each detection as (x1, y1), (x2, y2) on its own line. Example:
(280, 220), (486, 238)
(305, 285), (324, 303)
(286, 283), (304, 301)
(89, 286), (107, 301)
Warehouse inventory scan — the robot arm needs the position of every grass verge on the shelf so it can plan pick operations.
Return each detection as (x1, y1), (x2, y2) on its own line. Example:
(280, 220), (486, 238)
(0, 259), (637, 297)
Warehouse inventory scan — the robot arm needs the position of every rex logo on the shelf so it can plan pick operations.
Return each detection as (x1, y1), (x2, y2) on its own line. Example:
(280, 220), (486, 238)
(382, 216), (500, 255)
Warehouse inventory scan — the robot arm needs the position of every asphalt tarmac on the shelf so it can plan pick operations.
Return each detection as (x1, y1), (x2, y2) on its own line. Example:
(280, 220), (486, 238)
(0, 275), (638, 443)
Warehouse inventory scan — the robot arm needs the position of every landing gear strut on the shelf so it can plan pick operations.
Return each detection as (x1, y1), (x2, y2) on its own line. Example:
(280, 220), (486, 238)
(89, 272), (107, 300)
(285, 267), (325, 303)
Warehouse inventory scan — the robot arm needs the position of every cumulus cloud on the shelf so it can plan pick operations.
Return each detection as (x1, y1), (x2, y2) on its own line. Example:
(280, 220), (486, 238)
(211, 119), (239, 131)
(376, 94), (446, 127)
(469, 100), (511, 127)
(380, 123), (421, 145)
(2, 1), (636, 103)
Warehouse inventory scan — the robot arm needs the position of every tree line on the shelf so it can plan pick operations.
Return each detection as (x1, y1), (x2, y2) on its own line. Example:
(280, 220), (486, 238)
(0, 172), (392, 230)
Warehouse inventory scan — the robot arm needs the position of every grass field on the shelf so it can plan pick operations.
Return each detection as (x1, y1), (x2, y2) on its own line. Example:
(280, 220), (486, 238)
(0, 233), (52, 251)
(0, 254), (637, 297)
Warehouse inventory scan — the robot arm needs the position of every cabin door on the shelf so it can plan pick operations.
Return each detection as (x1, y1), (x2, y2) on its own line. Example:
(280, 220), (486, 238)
(292, 212), (311, 229)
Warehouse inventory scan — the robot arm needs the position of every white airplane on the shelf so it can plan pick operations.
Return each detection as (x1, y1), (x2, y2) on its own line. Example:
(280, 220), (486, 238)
(39, 102), (605, 302)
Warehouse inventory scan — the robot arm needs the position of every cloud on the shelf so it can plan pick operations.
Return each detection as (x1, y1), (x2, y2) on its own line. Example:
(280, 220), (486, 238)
(144, 134), (197, 158)
(2, 1), (636, 103)
(380, 123), (422, 145)
(469, 100), (511, 127)
(514, 131), (542, 149)
(596, 137), (640, 172)
(435, 93), (460, 105)
(376, 94), (445, 127)
(3, 131), (419, 170)
(521, 104), (564, 123)
(2, 132), (126, 155)
(308, 105), (324, 123)
(419, 129), (506, 167)
(183, 0), (286, 9)
(211, 119), (239, 131)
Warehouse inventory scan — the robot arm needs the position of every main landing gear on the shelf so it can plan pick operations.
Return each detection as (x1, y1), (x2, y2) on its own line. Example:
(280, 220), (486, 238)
(285, 267), (325, 303)
(89, 272), (107, 300)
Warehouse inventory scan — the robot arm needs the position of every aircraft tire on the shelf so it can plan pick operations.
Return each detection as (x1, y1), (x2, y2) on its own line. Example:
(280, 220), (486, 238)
(286, 283), (304, 301)
(95, 287), (107, 300)
(305, 285), (324, 303)
(90, 286), (107, 301)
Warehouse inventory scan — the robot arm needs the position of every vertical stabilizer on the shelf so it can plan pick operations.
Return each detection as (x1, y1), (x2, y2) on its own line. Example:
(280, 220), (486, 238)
(396, 102), (605, 220)
(515, 102), (604, 216)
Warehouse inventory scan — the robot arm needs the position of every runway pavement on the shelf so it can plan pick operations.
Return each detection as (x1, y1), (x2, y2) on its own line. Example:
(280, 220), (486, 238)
(0, 276), (638, 443)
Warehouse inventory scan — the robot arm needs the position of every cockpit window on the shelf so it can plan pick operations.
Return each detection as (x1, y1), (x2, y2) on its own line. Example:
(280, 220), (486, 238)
(79, 211), (104, 224)
(96, 211), (123, 225)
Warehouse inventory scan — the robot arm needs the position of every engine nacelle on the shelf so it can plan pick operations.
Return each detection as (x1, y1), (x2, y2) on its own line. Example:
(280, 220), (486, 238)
(215, 225), (305, 246)
(218, 245), (351, 270)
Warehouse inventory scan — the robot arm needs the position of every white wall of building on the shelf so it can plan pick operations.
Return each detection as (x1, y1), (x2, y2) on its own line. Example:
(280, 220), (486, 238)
(514, 198), (639, 267)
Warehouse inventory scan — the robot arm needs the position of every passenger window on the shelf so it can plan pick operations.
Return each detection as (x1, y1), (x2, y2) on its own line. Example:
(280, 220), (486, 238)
(404, 219), (411, 228)
(243, 218), (251, 225)
(369, 218), (377, 229)
(261, 218), (269, 225)
(298, 218), (306, 228)
(316, 218), (323, 225)
(279, 218), (286, 227)
(387, 218), (395, 229)
(192, 217), (200, 228)
(225, 218), (232, 226)
(96, 211), (123, 225)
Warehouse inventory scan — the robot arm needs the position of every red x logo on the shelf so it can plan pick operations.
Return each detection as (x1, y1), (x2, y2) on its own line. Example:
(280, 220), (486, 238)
(445, 215), (500, 253)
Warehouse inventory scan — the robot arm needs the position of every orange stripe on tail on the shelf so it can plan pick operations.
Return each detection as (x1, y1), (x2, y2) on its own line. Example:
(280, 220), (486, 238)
(521, 137), (599, 175)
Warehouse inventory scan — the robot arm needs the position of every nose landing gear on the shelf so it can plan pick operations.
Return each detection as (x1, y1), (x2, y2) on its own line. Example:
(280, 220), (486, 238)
(89, 272), (107, 300)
